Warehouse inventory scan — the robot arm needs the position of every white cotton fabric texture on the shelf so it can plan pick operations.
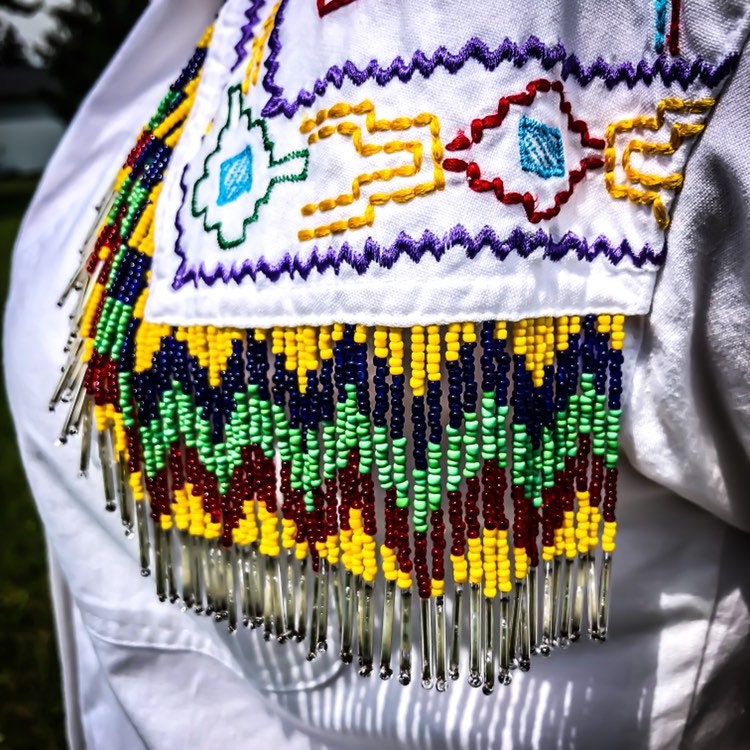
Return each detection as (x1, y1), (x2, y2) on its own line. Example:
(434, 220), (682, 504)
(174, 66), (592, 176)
(4, 0), (750, 748)
(146, 0), (745, 328)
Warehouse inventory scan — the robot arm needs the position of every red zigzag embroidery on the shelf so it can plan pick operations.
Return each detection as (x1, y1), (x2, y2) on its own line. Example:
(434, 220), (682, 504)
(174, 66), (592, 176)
(317, 0), (358, 16)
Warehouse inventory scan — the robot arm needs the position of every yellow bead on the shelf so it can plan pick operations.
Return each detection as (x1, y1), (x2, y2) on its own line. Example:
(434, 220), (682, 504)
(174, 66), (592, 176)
(397, 571), (413, 590)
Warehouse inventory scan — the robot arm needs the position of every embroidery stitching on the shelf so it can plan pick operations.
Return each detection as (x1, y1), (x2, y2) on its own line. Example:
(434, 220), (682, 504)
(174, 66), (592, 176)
(297, 100), (445, 242)
(243, 1), (282, 92)
(191, 85), (309, 249)
(604, 97), (714, 229)
(668, 0), (682, 56)
(654, 0), (668, 53)
(317, 0), (358, 16)
(518, 116), (566, 179)
(171, 1), (727, 290)
(218, 146), (255, 206)
(259, 0), (737, 120)
(173, 221), (666, 290)
(233, 0), (266, 72)
(443, 80), (604, 224)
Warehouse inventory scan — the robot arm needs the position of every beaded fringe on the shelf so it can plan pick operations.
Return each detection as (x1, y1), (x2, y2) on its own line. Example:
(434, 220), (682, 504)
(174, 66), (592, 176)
(52, 28), (625, 692)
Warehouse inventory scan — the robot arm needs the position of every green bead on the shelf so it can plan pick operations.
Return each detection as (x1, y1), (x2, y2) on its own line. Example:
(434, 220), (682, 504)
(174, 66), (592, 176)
(463, 461), (480, 477)
(483, 417), (497, 431)
(374, 452), (389, 467)
(393, 455), (407, 469)
(413, 497), (428, 511)
(446, 464), (461, 478)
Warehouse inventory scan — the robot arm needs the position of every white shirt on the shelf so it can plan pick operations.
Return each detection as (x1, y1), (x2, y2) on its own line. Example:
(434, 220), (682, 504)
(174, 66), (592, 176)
(5, 1), (750, 748)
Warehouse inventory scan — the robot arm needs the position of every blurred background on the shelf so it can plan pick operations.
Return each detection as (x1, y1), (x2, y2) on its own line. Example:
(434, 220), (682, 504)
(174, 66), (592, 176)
(0, 1), (146, 746)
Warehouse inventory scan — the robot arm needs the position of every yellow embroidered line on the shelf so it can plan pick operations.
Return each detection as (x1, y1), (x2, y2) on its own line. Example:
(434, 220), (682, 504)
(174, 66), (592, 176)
(297, 100), (445, 241)
(604, 97), (714, 229)
(242, 2), (282, 93)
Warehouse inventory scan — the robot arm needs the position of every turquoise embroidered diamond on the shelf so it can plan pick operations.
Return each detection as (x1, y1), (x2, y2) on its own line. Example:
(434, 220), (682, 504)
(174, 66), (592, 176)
(218, 146), (254, 206)
(518, 115), (566, 179)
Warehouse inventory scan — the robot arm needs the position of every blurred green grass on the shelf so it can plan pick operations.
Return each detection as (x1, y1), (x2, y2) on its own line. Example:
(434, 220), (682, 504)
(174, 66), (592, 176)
(0, 178), (66, 748)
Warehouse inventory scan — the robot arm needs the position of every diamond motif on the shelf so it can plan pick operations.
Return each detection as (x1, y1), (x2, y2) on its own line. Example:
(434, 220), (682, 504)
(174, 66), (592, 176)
(192, 86), (309, 248)
(518, 116), (565, 179)
(443, 79), (605, 224)
(218, 146), (254, 207)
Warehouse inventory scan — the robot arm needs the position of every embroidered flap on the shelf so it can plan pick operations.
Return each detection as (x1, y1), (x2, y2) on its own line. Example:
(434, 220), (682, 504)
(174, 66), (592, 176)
(145, 0), (737, 327)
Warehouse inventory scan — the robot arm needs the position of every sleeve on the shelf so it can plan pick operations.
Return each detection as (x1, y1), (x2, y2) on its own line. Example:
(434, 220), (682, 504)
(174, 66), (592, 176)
(624, 36), (750, 531)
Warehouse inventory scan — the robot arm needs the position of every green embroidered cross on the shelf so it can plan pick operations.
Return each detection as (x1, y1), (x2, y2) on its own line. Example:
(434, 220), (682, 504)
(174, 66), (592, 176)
(192, 85), (309, 249)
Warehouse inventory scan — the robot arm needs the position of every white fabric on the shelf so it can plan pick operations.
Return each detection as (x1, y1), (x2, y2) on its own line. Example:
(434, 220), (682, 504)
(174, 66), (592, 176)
(146, 0), (744, 328)
(4, 0), (750, 748)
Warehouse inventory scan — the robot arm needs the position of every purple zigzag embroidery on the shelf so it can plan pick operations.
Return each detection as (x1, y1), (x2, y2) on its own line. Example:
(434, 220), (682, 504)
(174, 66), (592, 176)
(260, 0), (738, 119)
(172, 171), (666, 289)
(232, 0), (267, 71)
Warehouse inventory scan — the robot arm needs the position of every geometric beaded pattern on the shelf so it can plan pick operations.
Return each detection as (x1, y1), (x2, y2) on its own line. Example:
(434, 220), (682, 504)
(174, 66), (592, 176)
(55, 21), (627, 692)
